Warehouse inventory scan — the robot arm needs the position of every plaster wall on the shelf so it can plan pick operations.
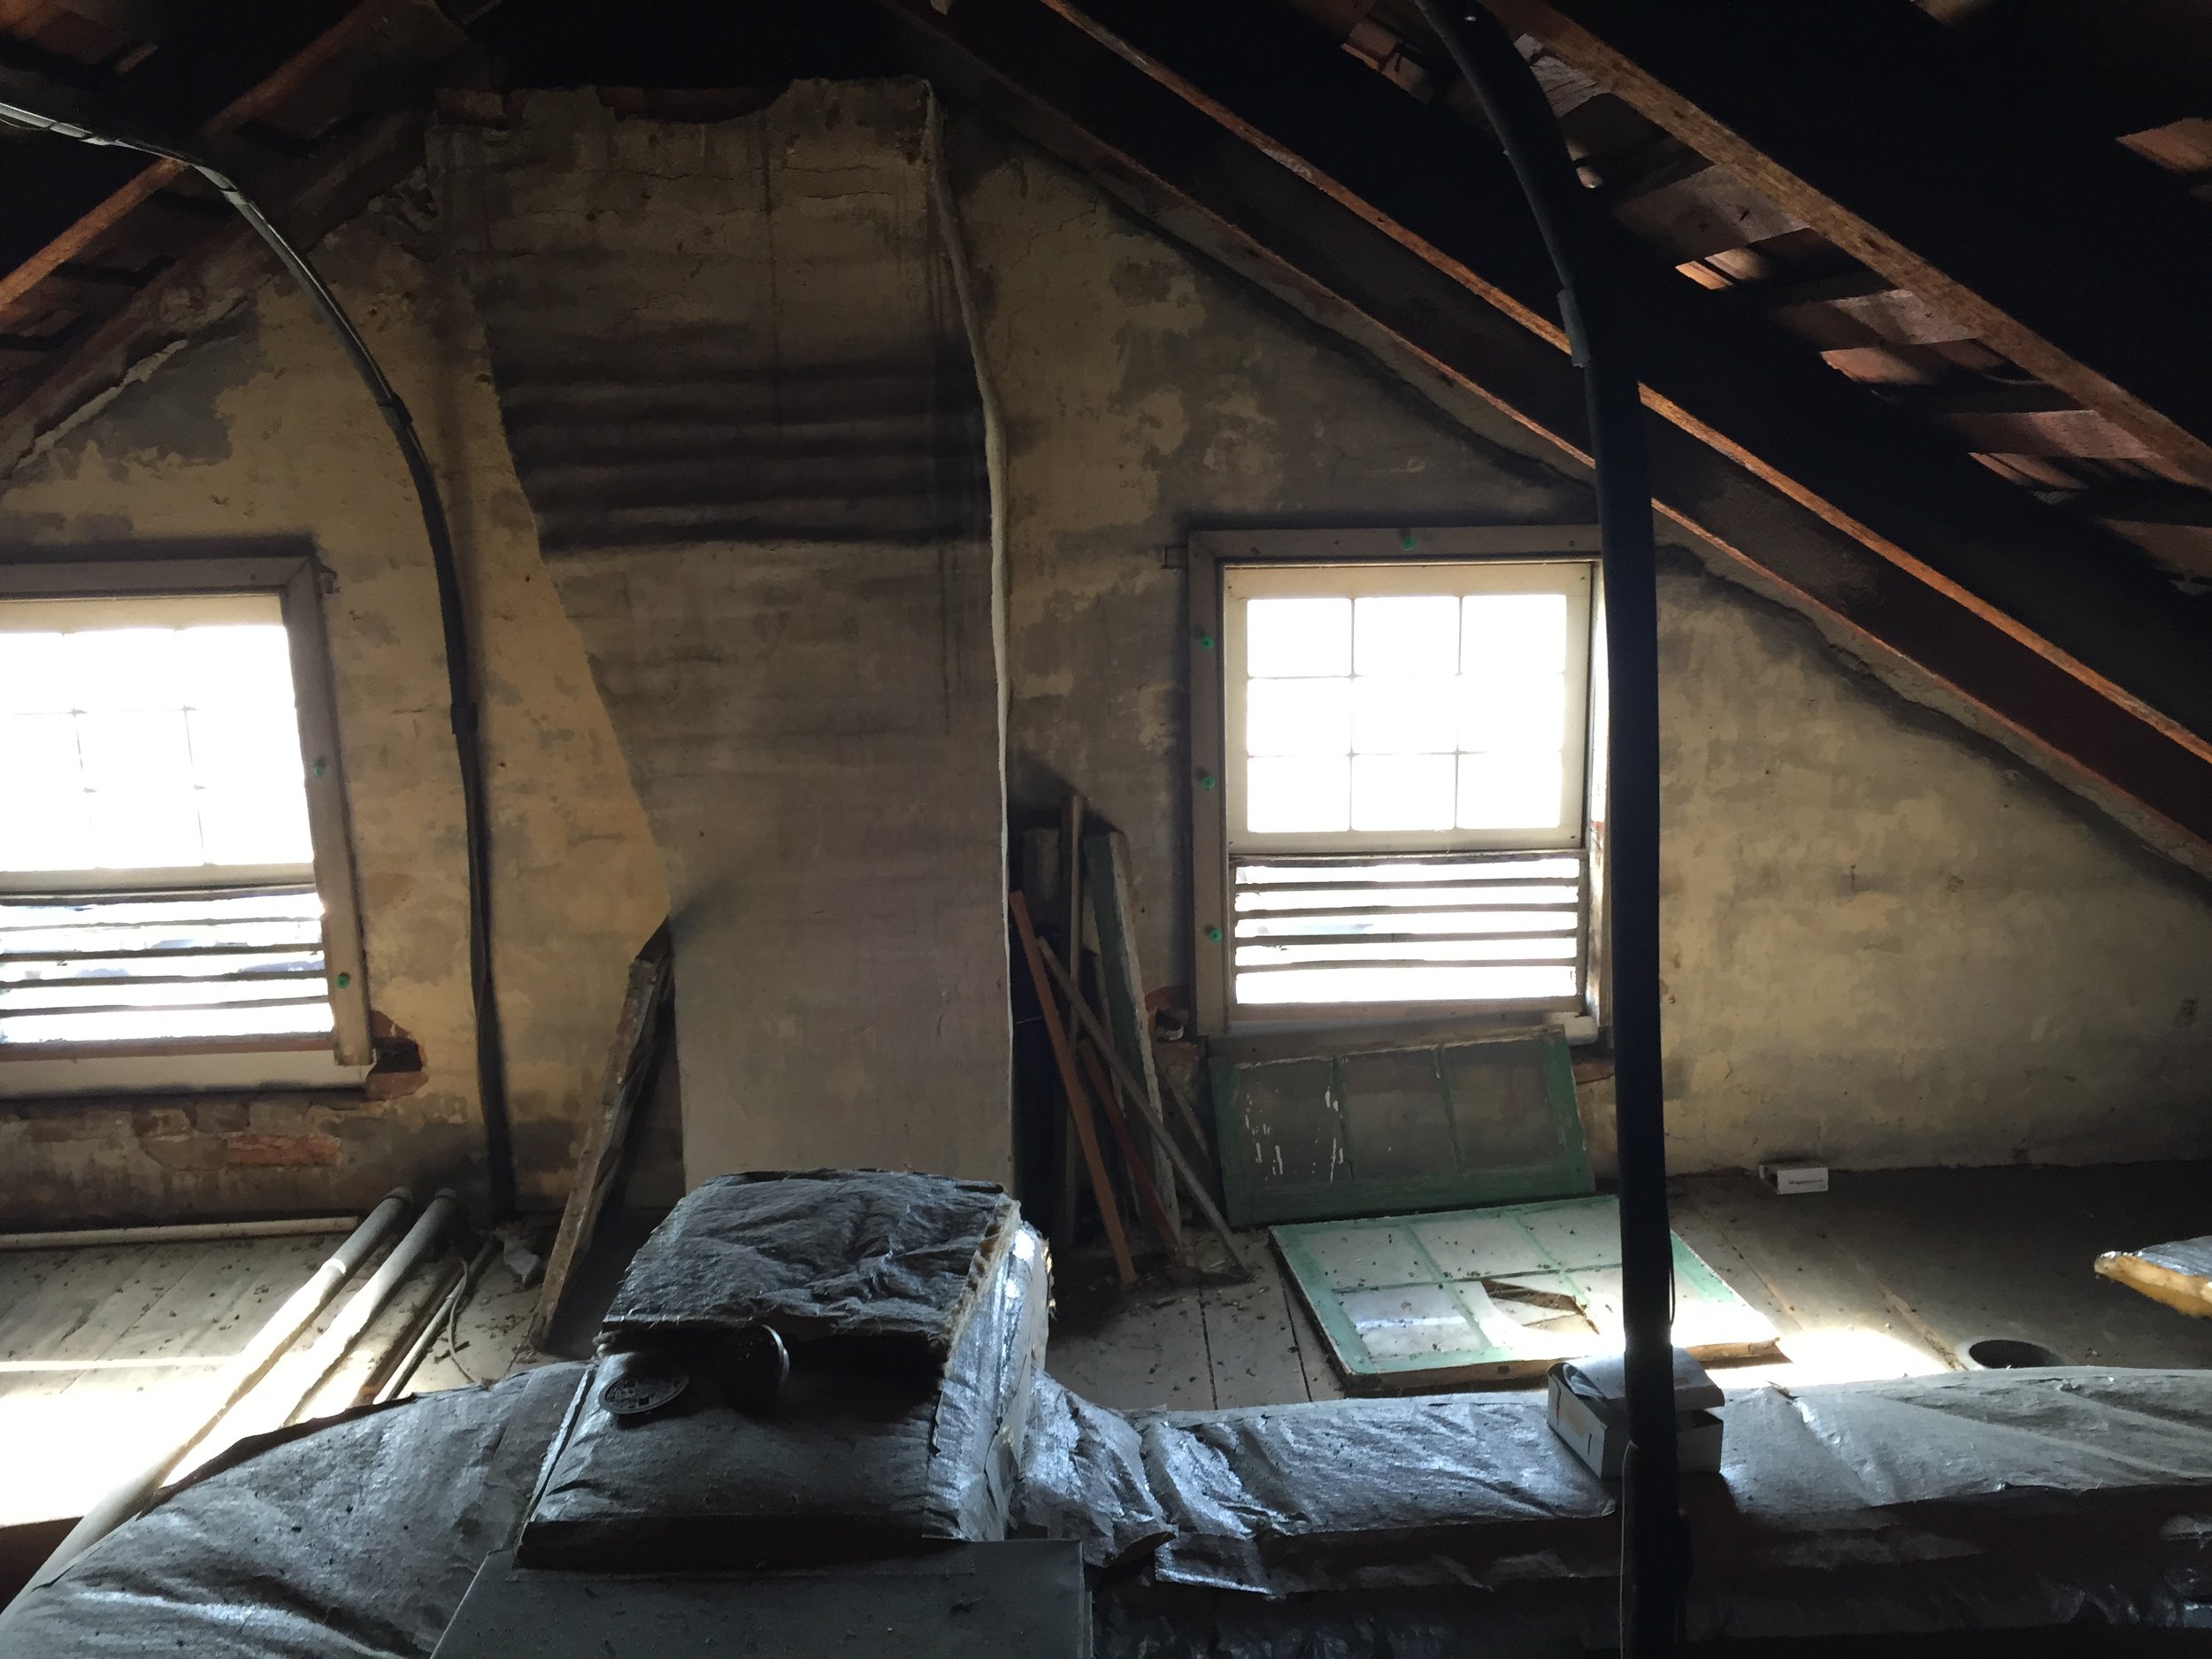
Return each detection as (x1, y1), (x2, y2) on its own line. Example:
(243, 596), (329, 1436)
(434, 86), (1013, 1189)
(0, 188), (668, 1225)
(945, 118), (2212, 1173)
(4, 89), (2207, 1223)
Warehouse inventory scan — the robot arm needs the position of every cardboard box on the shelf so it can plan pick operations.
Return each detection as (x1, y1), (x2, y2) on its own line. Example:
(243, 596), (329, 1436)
(1759, 1162), (1829, 1194)
(1546, 1349), (1724, 1480)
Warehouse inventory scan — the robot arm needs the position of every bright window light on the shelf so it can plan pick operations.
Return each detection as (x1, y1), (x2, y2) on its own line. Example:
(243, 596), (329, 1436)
(1246, 596), (1351, 678)
(1216, 557), (1594, 1020)
(0, 618), (312, 878)
(0, 596), (332, 1055)
(1247, 755), (1352, 833)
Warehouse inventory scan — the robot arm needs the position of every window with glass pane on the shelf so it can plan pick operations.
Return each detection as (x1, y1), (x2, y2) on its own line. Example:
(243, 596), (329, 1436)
(0, 592), (340, 1054)
(1218, 560), (1594, 1020)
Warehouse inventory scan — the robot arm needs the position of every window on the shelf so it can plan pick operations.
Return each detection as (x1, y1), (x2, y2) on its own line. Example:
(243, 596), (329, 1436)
(0, 556), (369, 1091)
(1191, 527), (1602, 1033)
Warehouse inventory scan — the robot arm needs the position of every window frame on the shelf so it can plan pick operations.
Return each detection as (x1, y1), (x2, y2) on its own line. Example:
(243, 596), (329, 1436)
(0, 552), (373, 1067)
(1189, 526), (1607, 1038)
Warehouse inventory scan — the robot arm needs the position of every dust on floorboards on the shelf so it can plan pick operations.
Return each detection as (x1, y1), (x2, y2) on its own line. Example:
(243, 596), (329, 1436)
(1046, 1162), (2212, 1411)
(0, 1232), (548, 1532)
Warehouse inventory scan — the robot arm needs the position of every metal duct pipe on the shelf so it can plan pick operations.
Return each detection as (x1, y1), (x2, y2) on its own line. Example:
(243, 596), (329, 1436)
(2, 1190), (414, 1611)
(262, 1189), (462, 1430)
(0, 91), (516, 1221)
(1410, 5), (1680, 1654)
(0, 1217), (357, 1251)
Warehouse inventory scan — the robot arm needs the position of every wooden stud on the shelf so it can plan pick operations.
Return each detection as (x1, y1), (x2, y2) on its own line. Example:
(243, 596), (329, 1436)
(1079, 1037), (1184, 1259)
(529, 924), (674, 1348)
(1034, 933), (1248, 1275)
(1011, 891), (1137, 1286)
(1085, 830), (1180, 1244)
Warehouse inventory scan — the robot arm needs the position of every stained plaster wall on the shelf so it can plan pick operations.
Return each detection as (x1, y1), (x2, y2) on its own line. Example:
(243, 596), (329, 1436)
(0, 187), (668, 1225)
(432, 86), (1012, 1190)
(944, 117), (2212, 1174)
(4, 88), (2208, 1222)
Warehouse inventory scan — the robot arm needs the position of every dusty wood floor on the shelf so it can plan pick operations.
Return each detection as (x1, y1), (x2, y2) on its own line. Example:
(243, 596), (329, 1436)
(0, 1230), (541, 1532)
(1047, 1163), (2212, 1411)
(4, 1164), (2208, 1532)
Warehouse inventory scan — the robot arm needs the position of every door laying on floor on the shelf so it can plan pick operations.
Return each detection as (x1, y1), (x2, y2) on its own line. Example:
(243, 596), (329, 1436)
(1274, 1196), (1779, 1392)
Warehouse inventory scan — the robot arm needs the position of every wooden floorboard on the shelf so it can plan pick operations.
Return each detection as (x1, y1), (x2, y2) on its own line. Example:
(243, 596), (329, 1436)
(1199, 1235), (1311, 1409)
(1043, 1166), (2212, 1411)
(0, 1236), (363, 1526)
(1048, 1284), (1215, 1411)
(1774, 1164), (2212, 1371)
(0, 1245), (196, 1360)
(402, 1266), (542, 1396)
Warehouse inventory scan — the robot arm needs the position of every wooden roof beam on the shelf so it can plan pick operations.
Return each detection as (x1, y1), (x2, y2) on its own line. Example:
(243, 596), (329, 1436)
(1494, 0), (2212, 486)
(873, 0), (2212, 854)
(0, 0), (419, 326)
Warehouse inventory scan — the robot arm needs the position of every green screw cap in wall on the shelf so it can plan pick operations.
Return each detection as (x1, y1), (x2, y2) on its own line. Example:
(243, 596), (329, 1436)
(1205, 926), (1224, 942)
(312, 758), (328, 778)
(334, 972), (351, 989)
(1197, 771), (1217, 790)
(1197, 632), (1216, 650)
(1399, 529), (1417, 551)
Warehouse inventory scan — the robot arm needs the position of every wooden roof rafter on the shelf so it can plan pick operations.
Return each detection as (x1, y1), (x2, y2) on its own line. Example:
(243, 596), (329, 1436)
(1489, 0), (2212, 489)
(0, 0), (468, 471)
(874, 0), (2212, 856)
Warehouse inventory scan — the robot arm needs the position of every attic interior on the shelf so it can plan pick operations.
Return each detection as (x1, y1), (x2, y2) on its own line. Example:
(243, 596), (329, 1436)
(0, 0), (2209, 1652)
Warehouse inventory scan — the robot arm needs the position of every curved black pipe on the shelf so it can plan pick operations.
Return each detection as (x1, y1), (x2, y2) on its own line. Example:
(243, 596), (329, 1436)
(0, 100), (518, 1221)
(1409, 5), (1681, 1653)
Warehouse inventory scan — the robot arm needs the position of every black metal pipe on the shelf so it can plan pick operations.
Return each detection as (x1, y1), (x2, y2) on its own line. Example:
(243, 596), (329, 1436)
(0, 99), (518, 1220)
(1409, 5), (1681, 1653)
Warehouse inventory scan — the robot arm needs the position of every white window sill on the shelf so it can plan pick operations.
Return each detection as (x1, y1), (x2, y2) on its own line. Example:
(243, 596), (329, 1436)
(0, 1047), (370, 1098)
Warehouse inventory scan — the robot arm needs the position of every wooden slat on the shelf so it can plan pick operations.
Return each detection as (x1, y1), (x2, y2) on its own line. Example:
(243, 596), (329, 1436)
(1010, 892), (1137, 1286)
(1498, 0), (2212, 484)
(1236, 957), (1575, 974)
(1079, 1038), (1183, 1258)
(529, 923), (672, 1349)
(0, 161), (182, 320)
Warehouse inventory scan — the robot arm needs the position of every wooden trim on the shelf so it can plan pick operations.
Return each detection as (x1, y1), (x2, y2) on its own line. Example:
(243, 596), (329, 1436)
(278, 557), (372, 1065)
(1194, 525), (1601, 562)
(1228, 996), (1584, 1026)
(0, 1033), (334, 1062)
(1188, 535), (1231, 1035)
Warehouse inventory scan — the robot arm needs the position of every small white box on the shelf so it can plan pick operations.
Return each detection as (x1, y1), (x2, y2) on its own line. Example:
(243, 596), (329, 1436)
(1759, 1162), (1829, 1194)
(1546, 1349), (1724, 1480)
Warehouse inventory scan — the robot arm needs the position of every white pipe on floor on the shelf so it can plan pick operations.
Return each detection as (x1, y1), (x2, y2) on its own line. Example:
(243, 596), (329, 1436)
(265, 1189), (461, 1429)
(0, 1189), (414, 1613)
(0, 1217), (358, 1251)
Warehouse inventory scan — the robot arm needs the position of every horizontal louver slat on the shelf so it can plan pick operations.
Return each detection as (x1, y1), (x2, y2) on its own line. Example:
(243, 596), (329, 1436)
(0, 885), (333, 1049)
(1230, 852), (1585, 1012)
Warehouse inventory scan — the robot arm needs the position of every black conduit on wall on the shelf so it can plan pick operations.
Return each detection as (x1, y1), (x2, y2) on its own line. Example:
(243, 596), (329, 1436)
(0, 99), (518, 1220)
(1408, 5), (1684, 1654)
